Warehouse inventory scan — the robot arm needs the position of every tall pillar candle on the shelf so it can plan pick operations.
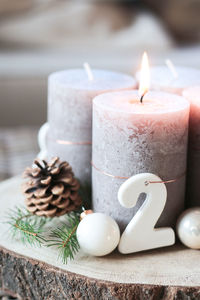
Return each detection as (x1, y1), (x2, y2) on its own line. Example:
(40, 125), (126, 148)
(47, 69), (136, 184)
(136, 66), (200, 95)
(92, 91), (189, 231)
(183, 87), (200, 207)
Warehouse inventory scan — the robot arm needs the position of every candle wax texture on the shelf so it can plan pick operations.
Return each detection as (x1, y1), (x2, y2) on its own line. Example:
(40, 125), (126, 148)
(183, 87), (200, 207)
(92, 90), (189, 231)
(136, 66), (200, 95)
(47, 69), (136, 184)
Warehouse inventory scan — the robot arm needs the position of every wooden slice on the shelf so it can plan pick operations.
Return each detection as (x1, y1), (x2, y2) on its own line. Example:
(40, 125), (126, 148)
(0, 177), (200, 300)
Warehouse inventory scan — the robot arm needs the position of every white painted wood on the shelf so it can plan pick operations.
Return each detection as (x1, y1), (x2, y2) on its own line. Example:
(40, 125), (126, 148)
(118, 173), (175, 254)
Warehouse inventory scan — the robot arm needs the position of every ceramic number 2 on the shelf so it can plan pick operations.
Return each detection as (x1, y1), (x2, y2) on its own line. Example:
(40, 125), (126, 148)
(118, 173), (175, 254)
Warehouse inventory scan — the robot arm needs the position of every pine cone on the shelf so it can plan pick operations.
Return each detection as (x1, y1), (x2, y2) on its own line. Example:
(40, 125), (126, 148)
(22, 157), (82, 217)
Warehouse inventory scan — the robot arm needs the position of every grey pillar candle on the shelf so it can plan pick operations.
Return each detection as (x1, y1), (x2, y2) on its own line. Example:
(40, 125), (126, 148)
(47, 69), (136, 184)
(92, 91), (189, 231)
(183, 87), (200, 207)
(136, 66), (200, 95)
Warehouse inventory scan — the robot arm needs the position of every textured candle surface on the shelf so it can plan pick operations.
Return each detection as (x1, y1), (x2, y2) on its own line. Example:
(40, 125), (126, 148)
(47, 69), (136, 184)
(136, 66), (200, 95)
(92, 90), (189, 231)
(183, 87), (200, 207)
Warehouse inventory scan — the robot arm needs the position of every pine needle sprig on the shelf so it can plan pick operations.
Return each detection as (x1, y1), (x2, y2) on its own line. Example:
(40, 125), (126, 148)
(6, 206), (48, 246)
(47, 212), (80, 264)
(6, 207), (81, 263)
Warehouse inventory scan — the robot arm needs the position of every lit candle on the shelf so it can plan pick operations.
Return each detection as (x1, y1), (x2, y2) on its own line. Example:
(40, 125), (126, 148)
(92, 54), (190, 231)
(136, 65), (200, 95)
(47, 68), (136, 184)
(182, 86), (200, 207)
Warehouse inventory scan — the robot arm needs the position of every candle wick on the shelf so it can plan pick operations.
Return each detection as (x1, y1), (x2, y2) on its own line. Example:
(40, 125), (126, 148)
(140, 92), (146, 103)
(83, 62), (94, 81)
(165, 59), (178, 79)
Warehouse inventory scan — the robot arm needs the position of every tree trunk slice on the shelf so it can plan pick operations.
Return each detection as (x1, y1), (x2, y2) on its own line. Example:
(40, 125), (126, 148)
(0, 177), (200, 300)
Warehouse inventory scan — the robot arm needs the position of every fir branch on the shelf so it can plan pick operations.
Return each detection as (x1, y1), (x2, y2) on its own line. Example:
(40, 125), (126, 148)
(6, 206), (48, 246)
(6, 207), (81, 263)
(47, 212), (80, 264)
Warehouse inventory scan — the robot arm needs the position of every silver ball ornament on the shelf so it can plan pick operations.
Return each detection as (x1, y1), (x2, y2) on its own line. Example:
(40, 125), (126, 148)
(177, 207), (200, 249)
(76, 212), (120, 256)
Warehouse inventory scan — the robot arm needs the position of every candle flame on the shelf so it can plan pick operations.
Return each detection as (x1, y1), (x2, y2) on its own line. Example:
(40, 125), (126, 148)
(139, 52), (150, 98)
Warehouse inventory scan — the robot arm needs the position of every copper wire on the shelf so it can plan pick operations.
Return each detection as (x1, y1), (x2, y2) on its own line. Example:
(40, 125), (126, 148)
(91, 161), (185, 184)
(145, 172), (186, 185)
(91, 161), (129, 179)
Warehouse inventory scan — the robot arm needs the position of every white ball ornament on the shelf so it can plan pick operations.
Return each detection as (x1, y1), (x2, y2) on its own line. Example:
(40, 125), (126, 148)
(76, 213), (120, 256)
(177, 207), (200, 249)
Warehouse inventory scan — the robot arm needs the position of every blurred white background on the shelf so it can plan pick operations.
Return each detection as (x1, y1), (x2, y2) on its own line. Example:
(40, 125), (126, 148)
(1, 0), (200, 179)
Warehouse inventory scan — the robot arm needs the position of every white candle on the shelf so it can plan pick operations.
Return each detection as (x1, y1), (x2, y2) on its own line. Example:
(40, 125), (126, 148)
(118, 173), (175, 254)
(136, 66), (200, 95)
(47, 69), (136, 184)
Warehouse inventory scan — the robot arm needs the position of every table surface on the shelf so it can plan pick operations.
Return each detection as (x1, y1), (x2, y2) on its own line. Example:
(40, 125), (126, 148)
(0, 176), (200, 288)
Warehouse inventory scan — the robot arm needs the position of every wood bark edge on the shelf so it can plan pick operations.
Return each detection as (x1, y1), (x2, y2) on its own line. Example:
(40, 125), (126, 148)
(0, 246), (199, 300)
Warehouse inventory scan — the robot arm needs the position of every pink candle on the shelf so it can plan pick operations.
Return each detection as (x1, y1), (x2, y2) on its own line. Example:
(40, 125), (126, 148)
(92, 90), (189, 230)
(183, 87), (200, 207)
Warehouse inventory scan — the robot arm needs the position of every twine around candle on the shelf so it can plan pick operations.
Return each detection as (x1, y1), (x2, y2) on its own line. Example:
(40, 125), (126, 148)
(57, 139), (92, 146)
(91, 161), (186, 185)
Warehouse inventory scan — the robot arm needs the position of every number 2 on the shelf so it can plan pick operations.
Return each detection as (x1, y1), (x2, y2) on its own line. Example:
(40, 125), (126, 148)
(118, 173), (175, 254)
